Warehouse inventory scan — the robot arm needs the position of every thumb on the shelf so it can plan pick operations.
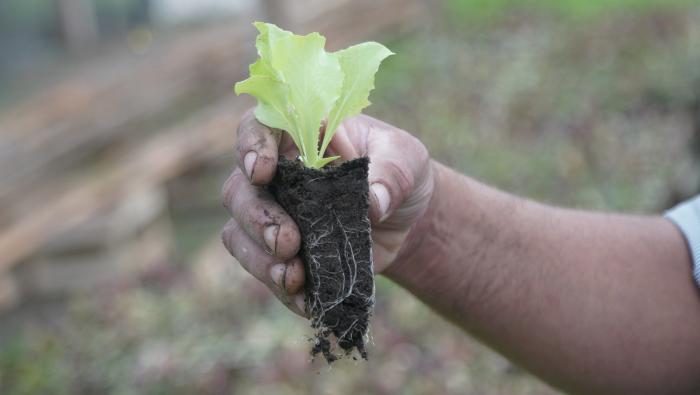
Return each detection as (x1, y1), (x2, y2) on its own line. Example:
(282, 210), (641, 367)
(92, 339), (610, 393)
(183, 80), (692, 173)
(365, 124), (430, 228)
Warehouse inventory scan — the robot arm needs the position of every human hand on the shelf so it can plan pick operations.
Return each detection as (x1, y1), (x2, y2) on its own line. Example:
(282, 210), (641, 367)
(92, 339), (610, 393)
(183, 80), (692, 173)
(221, 109), (433, 316)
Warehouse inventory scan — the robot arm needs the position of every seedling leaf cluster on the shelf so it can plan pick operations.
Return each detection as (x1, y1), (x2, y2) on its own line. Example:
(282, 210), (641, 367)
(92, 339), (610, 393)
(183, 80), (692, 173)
(235, 22), (393, 169)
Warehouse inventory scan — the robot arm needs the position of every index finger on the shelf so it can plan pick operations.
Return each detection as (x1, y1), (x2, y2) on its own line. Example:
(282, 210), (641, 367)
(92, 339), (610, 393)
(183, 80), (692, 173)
(235, 108), (281, 186)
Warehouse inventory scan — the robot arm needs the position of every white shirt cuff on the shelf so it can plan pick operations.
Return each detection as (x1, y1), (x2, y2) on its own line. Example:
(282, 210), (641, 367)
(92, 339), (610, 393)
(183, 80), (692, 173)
(665, 196), (700, 288)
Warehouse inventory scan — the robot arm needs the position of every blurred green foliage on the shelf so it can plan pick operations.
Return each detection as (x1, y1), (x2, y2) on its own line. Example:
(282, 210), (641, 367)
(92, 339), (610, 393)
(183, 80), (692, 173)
(374, 1), (699, 211)
(447, 0), (698, 20)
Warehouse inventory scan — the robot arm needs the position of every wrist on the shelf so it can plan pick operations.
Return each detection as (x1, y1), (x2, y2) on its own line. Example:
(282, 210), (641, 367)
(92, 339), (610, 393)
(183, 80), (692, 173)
(382, 160), (533, 327)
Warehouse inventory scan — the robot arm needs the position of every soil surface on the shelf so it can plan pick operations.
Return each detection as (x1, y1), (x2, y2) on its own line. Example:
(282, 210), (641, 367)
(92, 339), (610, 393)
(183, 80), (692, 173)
(269, 156), (373, 362)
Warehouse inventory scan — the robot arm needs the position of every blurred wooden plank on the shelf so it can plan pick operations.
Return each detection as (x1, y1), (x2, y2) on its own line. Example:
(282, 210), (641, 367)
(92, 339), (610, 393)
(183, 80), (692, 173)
(15, 186), (173, 296)
(0, 97), (243, 274)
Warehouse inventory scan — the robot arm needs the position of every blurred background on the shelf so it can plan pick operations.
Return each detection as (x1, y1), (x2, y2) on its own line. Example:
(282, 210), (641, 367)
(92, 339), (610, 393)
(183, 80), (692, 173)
(1, 0), (699, 394)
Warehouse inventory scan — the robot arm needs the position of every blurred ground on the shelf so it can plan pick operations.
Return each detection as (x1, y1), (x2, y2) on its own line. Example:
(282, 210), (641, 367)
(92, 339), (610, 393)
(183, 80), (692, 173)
(1, 1), (699, 394)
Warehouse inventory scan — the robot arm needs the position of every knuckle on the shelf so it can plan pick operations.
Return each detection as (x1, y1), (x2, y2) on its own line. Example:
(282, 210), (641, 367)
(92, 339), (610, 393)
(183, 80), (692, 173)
(221, 170), (248, 212)
(234, 138), (246, 159)
(234, 132), (259, 165)
(237, 108), (256, 136)
(221, 176), (234, 210)
(235, 127), (273, 163)
(235, 114), (262, 159)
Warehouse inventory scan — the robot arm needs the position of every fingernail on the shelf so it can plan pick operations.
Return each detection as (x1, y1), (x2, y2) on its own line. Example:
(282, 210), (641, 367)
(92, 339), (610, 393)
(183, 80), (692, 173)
(294, 293), (306, 314)
(264, 225), (279, 255)
(370, 183), (390, 221)
(270, 263), (286, 289)
(244, 151), (257, 180)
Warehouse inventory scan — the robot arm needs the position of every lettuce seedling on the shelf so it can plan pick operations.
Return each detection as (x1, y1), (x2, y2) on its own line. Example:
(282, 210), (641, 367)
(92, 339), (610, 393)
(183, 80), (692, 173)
(234, 22), (393, 169)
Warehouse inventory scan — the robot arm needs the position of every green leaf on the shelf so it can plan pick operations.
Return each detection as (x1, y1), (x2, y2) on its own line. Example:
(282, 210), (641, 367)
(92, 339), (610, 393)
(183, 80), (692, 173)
(234, 22), (392, 168)
(320, 43), (394, 158)
(314, 155), (341, 168)
(235, 59), (296, 141)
